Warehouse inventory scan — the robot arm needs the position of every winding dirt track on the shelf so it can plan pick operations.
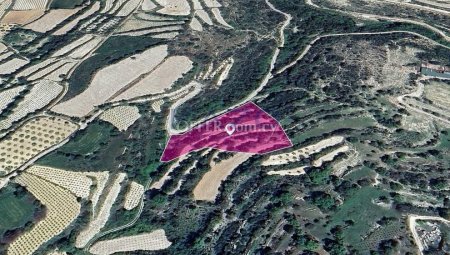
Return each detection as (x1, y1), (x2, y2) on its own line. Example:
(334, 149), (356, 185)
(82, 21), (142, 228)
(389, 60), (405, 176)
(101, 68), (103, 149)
(306, 0), (450, 41)
(166, 0), (293, 134)
(167, 0), (450, 135)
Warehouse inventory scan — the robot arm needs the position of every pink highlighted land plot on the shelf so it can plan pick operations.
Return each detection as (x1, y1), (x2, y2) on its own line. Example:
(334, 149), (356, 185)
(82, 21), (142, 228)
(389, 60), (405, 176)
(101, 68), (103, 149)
(161, 102), (292, 162)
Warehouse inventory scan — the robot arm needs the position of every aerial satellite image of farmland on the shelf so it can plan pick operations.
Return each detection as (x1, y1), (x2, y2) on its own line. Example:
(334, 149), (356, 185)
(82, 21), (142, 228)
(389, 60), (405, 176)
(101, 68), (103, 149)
(0, 0), (449, 254)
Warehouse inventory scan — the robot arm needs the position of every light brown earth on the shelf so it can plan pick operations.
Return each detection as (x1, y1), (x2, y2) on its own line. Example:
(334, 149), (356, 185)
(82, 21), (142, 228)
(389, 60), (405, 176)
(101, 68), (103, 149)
(1, 10), (44, 25)
(89, 230), (172, 255)
(193, 153), (251, 201)
(25, 8), (81, 33)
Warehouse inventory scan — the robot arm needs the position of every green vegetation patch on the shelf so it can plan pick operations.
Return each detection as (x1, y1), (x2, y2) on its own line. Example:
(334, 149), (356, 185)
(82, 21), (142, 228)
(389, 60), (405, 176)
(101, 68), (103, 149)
(293, 117), (375, 144)
(344, 166), (376, 182)
(50, 0), (85, 9)
(438, 129), (450, 149)
(330, 186), (399, 250)
(270, 0), (450, 70)
(59, 122), (114, 155)
(0, 185), (37, 237)
(175, 38), (276, 124)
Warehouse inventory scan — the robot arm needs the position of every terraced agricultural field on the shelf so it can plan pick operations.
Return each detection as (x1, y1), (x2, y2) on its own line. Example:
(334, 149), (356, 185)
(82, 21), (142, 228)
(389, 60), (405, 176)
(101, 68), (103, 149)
(1, 10), (44, 25)
(0, 116), (78, 176)
(193, 153), (251, 201)
(0, 81), (63, 131)
(9, 172), (81, 255)
(123, 181), (144, 210)
(89, 230), (172, 255)
(24, 8), (81, 33)
(52, 45), (169, 117)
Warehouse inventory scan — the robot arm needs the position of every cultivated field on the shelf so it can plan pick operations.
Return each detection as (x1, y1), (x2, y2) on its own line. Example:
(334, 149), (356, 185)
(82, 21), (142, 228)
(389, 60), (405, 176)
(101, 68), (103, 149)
(101, 0), (115, 13)
(52, 45), (168, 117)
(44, 61), (77, 82)
(192, 0), (202, 9)
(52, 34), (96, 57)
(100, 106), (141, 131)
(84, 171), (110, 216)
(19, 59), (62, 78)
(116, 0), (143, 16)
(141, 0), (157, 11)
(156, 0), (191, 16)
(312, 145), (350, 167)
(89, 229), (172, 255)
(190, 17), (203, 31)
(123, 181), (144, 210)
(400, 80), (450, 126)
(0, 117), (78, 176)
(0, 58), (29, 75)
(262, 136), (345, 166)
(211, 8), (232, 28)
(113, 56), (193, 101)
(1, 10), (44, 25)
(196, 10), (213, 25)
(76, 173), (126, 248)
(67, 37), (103, 59)
(108, 0), (127, 14)
(25, 165), (93, 198)
(416, 0), (450, 9)
(202, 0), (222, 8)
(193, 153), (251, 201)
(117, 19), (185, 33)
(53, 2), (101, 35)
(423, 81), (450, 110)
(9, 172), (80, 255)
(208, 57), (234, 86)
(216, 58), (234, 86)
(0, 51), (13, 61)
(0, 0), (12, 20)
(153, 31), (180, 39)
(12, 0), (48, 10)
(25, 8), (81, 33)
(0, 85), (25, 113)
(29, 61), (74, 81)
(119, 25), (183, 36)
(0, 42), (7, 52)
(0, 80), (63, 131)
(151, 99), (164, 112)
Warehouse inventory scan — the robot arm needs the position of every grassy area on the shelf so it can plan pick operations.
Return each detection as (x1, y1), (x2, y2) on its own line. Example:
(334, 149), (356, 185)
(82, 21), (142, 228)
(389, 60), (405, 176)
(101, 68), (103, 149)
(438, 129), (450, 149)
(59, 122), (114, 155)
(0, 189), (35, 236)
(344, 166), (376, 182)
(36, 121), (123, 172)
(50, 0), (85, 9)
(292, 117), (376, 144)
(141, 162), (159, 178)
(330, 186), (399, 250)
